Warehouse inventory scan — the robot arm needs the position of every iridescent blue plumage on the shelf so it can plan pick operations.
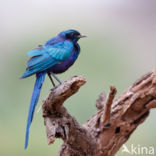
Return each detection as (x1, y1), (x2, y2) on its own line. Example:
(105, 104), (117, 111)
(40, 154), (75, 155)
(21, 29), (86, 149)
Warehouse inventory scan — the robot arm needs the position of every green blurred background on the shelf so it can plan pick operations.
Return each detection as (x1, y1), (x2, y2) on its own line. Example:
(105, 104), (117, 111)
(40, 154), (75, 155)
(0, 0), (156, 155)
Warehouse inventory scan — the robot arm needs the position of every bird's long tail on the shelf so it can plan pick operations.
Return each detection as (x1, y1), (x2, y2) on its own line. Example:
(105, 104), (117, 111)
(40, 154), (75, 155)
(25, 72), (46, 149)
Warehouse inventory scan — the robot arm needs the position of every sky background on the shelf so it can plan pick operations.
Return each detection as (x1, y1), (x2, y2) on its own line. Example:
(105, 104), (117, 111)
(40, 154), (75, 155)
(0, 0), (156, 155)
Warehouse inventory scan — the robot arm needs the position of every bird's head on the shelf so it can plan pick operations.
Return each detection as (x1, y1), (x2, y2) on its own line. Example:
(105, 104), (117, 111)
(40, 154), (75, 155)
(58, 29), (86, 42)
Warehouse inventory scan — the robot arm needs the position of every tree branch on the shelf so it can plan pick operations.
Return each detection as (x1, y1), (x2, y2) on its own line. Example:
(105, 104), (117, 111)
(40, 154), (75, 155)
(42, 71), (156, 156)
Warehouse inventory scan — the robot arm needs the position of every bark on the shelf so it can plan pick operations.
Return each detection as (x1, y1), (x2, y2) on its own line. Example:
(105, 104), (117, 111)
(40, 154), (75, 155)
(42, 71), (156, 156)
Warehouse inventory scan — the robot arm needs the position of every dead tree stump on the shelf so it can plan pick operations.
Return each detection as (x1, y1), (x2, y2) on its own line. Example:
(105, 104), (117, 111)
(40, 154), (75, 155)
(42, 70), (156, 156)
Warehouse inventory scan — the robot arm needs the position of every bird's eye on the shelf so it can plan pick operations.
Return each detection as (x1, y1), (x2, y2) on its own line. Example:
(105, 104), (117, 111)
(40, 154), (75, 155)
(71, 33), (75, 38)
(73, 33), (79, 38)
(74, 34), (78, 38)
(66, 33), (71, 39)
(66, 32), (80, 39)
(66, 33), (75, 39)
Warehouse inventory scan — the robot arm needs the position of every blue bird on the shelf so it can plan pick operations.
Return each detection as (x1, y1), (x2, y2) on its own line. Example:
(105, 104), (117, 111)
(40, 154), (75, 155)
(21, 29), (86, 149)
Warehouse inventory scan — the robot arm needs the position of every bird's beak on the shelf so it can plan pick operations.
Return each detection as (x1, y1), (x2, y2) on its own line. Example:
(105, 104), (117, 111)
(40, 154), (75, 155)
(78, 34), (87, 38)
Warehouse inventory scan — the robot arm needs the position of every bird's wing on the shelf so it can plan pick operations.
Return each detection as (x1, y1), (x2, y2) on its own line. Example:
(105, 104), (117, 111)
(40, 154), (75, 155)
(21, 41), (73, 78)
(27, 41), (73, 59)
(27, 41), (73, 67)
(27, 46), (44, 57)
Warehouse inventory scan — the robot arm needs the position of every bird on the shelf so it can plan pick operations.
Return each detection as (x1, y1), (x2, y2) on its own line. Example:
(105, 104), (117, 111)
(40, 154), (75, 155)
(21, 29), (86, 149)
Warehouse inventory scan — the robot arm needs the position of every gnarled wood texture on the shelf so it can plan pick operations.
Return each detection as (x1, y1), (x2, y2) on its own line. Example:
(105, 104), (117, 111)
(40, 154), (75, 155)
(42, 71), (156, 156)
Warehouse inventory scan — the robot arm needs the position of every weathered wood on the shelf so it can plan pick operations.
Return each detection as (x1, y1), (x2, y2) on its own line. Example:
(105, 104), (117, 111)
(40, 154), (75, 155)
(42, 71), (156, 156)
